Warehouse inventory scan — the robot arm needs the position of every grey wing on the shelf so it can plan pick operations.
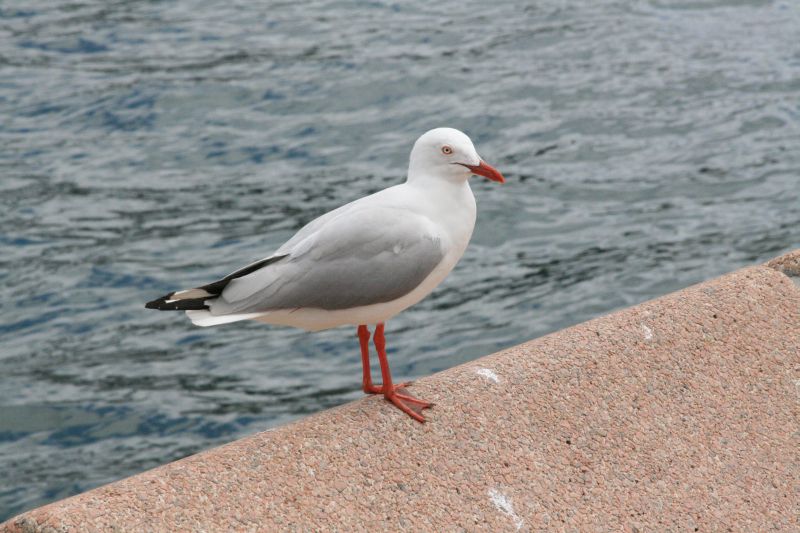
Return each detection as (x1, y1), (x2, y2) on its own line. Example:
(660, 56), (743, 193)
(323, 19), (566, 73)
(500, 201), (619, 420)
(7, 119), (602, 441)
(272, 184), (404, 256)
(209, 206), (445, 314)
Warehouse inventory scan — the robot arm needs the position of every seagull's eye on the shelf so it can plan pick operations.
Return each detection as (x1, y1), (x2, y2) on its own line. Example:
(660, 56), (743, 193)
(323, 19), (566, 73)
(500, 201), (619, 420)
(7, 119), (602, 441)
(441, 145), (453, 155)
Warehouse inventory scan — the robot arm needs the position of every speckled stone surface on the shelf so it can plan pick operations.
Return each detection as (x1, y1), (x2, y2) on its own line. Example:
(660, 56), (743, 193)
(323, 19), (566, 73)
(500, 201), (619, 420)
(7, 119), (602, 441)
(4, 251), (799, 532)
(767, 249), (800, 280)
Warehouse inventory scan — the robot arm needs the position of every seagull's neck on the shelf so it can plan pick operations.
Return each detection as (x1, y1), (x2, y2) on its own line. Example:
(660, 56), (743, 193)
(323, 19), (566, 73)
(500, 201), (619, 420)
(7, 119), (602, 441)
(401, 173), (477, 249)
(407, 163), (466, 186)
(404, 172), (472, 200)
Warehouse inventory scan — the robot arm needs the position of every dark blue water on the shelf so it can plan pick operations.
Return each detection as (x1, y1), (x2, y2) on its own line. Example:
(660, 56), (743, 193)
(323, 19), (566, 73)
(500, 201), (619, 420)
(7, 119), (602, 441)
(2, 0), (799, 521)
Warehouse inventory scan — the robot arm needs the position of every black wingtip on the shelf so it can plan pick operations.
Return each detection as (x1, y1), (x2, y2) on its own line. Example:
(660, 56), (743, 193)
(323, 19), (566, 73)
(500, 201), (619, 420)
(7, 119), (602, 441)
(145, 254), (288, 312)
(145, 293), (209, 311)
(144, 298), (163, 310)
(145, 291), (172, 309)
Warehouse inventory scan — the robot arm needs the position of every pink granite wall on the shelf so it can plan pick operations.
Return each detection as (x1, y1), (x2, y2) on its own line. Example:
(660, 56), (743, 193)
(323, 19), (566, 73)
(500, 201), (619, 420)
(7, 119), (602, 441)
(4, 250), (799, 532)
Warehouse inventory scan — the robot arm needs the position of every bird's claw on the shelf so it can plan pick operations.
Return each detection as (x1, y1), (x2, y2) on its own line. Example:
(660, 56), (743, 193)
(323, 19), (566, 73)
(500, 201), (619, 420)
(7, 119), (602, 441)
(362, 381), (412, 395)
(392, 392), (433, 407)
(363, 381), (432, 422)
(385, 391), (431, 423)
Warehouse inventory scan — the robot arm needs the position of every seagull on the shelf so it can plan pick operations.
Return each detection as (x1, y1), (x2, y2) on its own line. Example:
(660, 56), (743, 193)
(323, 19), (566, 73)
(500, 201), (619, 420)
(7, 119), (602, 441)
(146, 127), (505, 422)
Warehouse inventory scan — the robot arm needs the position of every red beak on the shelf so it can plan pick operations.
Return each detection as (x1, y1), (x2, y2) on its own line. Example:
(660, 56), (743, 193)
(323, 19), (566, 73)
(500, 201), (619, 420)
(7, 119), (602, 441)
(461, 160), (505, 183)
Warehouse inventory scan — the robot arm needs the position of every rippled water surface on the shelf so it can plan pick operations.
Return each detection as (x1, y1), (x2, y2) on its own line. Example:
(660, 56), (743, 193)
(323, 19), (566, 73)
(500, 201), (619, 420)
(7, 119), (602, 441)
(2, 0), (799, 520)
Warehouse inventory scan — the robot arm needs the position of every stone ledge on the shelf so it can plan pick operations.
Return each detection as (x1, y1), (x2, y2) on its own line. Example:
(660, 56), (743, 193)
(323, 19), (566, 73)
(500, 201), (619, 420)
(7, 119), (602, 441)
(766, 248), (800, 285)
(4, 250), (799, 532)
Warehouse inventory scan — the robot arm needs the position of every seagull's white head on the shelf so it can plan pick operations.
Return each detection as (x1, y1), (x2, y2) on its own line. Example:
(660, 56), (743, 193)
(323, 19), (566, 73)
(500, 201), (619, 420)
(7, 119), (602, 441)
(407, 127), (505, 185)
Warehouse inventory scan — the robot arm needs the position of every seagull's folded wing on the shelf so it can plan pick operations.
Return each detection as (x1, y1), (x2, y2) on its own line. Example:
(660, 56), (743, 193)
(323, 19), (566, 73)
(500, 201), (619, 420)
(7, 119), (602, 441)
(208, 206), (445, 315)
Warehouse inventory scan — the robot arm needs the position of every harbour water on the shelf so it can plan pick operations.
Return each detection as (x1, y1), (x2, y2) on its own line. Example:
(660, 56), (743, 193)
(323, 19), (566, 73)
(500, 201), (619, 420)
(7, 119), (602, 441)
(1, 0), (798, 519)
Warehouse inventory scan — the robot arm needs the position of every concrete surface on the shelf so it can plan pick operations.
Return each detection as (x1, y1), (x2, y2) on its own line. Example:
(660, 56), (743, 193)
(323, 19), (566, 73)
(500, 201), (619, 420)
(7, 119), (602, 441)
(4, 250), (799, 532)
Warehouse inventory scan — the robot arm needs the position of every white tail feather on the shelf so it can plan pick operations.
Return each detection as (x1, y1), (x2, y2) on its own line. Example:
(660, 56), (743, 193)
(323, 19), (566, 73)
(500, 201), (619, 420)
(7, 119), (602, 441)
(185, 310), (265, 327)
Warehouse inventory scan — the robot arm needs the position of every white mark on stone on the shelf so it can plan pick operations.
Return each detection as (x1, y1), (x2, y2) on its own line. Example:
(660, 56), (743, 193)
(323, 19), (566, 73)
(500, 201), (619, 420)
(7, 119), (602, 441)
(641, 323), (653, 340)
(488, 488), (524, 531)
(475, 367), (500, 383)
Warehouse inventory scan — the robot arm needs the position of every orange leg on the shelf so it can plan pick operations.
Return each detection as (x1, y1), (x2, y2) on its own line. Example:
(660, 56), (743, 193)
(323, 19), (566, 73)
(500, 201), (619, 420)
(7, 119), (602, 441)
(358, 324), (411, 394)
(358, 325), (379, 394)
(372, 322), (433, 423)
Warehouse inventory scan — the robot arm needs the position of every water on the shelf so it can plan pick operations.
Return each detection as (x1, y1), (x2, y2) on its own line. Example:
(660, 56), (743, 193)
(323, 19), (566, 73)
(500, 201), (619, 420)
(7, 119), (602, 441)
(1, 0), (798, 520)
